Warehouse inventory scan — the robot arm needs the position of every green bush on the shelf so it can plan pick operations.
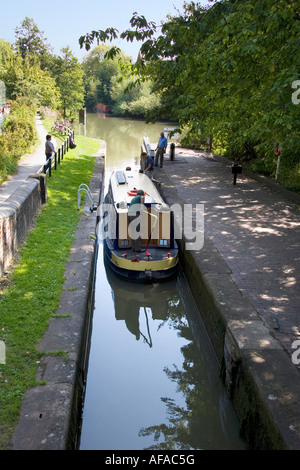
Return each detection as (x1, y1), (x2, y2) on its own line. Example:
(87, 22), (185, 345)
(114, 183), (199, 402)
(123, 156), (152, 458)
(0, 100), (37, 182)
(179, 126), (209, 150)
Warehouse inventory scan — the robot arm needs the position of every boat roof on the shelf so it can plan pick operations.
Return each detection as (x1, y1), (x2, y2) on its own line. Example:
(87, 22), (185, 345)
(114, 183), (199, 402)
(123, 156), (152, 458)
(109, 169), (167, 208)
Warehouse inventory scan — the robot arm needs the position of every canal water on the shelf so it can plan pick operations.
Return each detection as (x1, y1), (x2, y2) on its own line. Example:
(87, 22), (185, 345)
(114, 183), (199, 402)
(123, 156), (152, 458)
(78, 114), (246, 450)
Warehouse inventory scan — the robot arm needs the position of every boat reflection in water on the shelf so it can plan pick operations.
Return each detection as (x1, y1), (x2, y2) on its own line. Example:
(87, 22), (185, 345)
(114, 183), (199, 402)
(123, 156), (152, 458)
(100, 257), (246, 450)
(106, 256), (176, 348)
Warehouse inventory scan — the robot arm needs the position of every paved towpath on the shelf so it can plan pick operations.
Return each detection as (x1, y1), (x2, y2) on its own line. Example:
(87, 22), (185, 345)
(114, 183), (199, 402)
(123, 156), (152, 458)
(157, 147), (300, 361)
(0, 115), (56, 204)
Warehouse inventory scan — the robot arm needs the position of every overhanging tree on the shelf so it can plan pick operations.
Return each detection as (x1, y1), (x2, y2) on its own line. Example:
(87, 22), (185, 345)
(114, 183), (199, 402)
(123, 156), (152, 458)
(79, 0), (300, 176)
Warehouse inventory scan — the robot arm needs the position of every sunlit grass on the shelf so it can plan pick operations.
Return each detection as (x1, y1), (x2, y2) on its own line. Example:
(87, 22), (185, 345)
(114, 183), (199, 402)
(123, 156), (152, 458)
(0, 133), (100, 449)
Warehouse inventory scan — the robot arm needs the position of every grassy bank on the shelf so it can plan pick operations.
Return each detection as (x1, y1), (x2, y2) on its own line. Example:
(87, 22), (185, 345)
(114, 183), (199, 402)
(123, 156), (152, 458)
(0, 130), (100, 449)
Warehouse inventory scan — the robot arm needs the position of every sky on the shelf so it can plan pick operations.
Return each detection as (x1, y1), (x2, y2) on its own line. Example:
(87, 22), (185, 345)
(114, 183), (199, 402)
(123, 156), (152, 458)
(0, 0), (211, 62)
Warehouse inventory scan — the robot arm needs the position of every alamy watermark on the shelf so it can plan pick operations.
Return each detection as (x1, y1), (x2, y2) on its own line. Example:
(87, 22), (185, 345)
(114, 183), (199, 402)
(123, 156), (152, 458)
(0, 81), (6, 134)
(0, 341), (6, 365)
(291, 80), (300, 105)
(292, 340), (300, 365)
(97, 203), (204, 251)
(0, 80), (6, 107)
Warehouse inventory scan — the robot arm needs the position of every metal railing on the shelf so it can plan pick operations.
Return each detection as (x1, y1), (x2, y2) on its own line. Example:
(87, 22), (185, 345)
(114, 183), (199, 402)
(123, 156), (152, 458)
(77, 184), (97, 212)
(38, 128), (75, 177)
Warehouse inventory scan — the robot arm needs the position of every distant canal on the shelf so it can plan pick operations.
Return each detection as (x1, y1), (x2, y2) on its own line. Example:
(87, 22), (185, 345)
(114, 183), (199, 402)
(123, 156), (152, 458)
(78, 113), (246, 450)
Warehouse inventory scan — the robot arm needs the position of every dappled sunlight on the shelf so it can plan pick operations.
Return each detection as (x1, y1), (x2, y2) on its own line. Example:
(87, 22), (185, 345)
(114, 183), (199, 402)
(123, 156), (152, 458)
(187, 176), (206, 185)
(249, 352), (266, 364)
(165, 146), (300, 358)
(177, 174), (205, 186)
(261, 293), (288, 303)
(239, 218), (300, 237)
(259, 339), (275, 348)
(291, 326), (300, 336)
(229, 319), (282, 351)
(22, 291), (35, 301)
(282, 277), (297, 288)
(255, 226), (279, 235)
(270, 306), (286, 314)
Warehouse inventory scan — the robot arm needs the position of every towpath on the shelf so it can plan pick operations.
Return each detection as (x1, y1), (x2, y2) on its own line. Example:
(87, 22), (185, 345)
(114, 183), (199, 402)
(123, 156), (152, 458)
(158, 146), (300, 362)
(0, 115), (56, 204)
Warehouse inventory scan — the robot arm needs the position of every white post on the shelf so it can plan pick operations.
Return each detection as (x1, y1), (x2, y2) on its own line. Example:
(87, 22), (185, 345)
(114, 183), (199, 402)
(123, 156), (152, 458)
(275, 144), (281, 181)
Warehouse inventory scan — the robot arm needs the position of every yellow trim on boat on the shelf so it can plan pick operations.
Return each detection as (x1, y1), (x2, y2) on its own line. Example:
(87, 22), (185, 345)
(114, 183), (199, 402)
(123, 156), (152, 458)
(111, 252), (178, 272)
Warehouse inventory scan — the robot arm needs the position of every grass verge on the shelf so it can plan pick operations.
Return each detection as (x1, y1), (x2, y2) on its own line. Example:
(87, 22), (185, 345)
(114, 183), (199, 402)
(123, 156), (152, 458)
(0, 129), (100, 449)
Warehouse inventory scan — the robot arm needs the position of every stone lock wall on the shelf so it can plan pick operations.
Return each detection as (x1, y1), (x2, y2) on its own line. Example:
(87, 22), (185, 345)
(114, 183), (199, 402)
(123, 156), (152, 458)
(0, 174), (46, 277)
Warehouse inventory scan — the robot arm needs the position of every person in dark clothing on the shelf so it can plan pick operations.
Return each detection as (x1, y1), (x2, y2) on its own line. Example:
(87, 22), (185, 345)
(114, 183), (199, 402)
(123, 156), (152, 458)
(45, 134), (55, 160)
(141, 151), (154, 179)
(154, 132), (167, 168)
(141, 152), (161, 187)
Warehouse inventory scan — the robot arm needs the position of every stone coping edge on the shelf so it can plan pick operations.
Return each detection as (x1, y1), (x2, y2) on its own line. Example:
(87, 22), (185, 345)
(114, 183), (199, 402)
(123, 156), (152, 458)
(11, 157), (104, 450)
(158, 169), (300, 450)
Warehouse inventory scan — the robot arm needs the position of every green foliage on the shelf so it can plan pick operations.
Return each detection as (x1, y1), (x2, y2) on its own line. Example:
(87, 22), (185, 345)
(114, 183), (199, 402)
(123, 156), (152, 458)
(0, 40), (16, 77)
(14, 17), (51, 60)
(0, 99), (37, 183)
(79, 27), (119, 52)
(14, 17), (56, 73)
(82, 44), (130, 109)
(54, 47), (85, 119)
(81, 44), (161, 117)
(1, 19), (87, 121)
(79, 0), (300, 185)
(276, 162), (300, 193)
(178, 125), (210, 151)
(0, 40), (23, 99)
(14, 56), (61, 109)
(0, 38), (61, 110)
(110, 75), (160, 117)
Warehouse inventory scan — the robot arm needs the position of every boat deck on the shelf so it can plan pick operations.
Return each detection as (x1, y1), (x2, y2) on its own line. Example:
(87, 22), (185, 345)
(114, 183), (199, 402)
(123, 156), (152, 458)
(112, 246), (178, 262)
(110, 169), (165, 208)
(104, 169), (179, 282)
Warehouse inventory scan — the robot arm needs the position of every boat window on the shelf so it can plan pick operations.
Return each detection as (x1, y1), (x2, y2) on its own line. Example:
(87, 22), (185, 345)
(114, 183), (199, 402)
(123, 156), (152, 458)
(116, 171), (126, 185)
(159, 239), (169, 246)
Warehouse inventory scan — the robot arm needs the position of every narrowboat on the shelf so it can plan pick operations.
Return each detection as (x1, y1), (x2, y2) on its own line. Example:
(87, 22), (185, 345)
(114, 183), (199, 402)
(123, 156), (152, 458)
(102, 168), (179, 282)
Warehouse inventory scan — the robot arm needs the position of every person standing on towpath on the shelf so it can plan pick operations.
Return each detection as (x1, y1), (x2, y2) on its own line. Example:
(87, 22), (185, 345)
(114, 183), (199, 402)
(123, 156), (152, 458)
(155, 132), (167, 168)
(45, 134), (55, 161)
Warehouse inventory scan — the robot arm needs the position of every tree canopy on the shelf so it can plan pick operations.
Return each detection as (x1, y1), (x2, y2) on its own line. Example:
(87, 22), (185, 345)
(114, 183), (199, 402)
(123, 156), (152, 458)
(1, 18), (86, 119)
(14, 16), (54, 71)
(53, 46), (85, 118)
(82, 44), (122, 109)
(0, 39), (60, 110)
(79, 0), (300, 178)
(81, 43), (161, 117)
(15, 16), (50, 58)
